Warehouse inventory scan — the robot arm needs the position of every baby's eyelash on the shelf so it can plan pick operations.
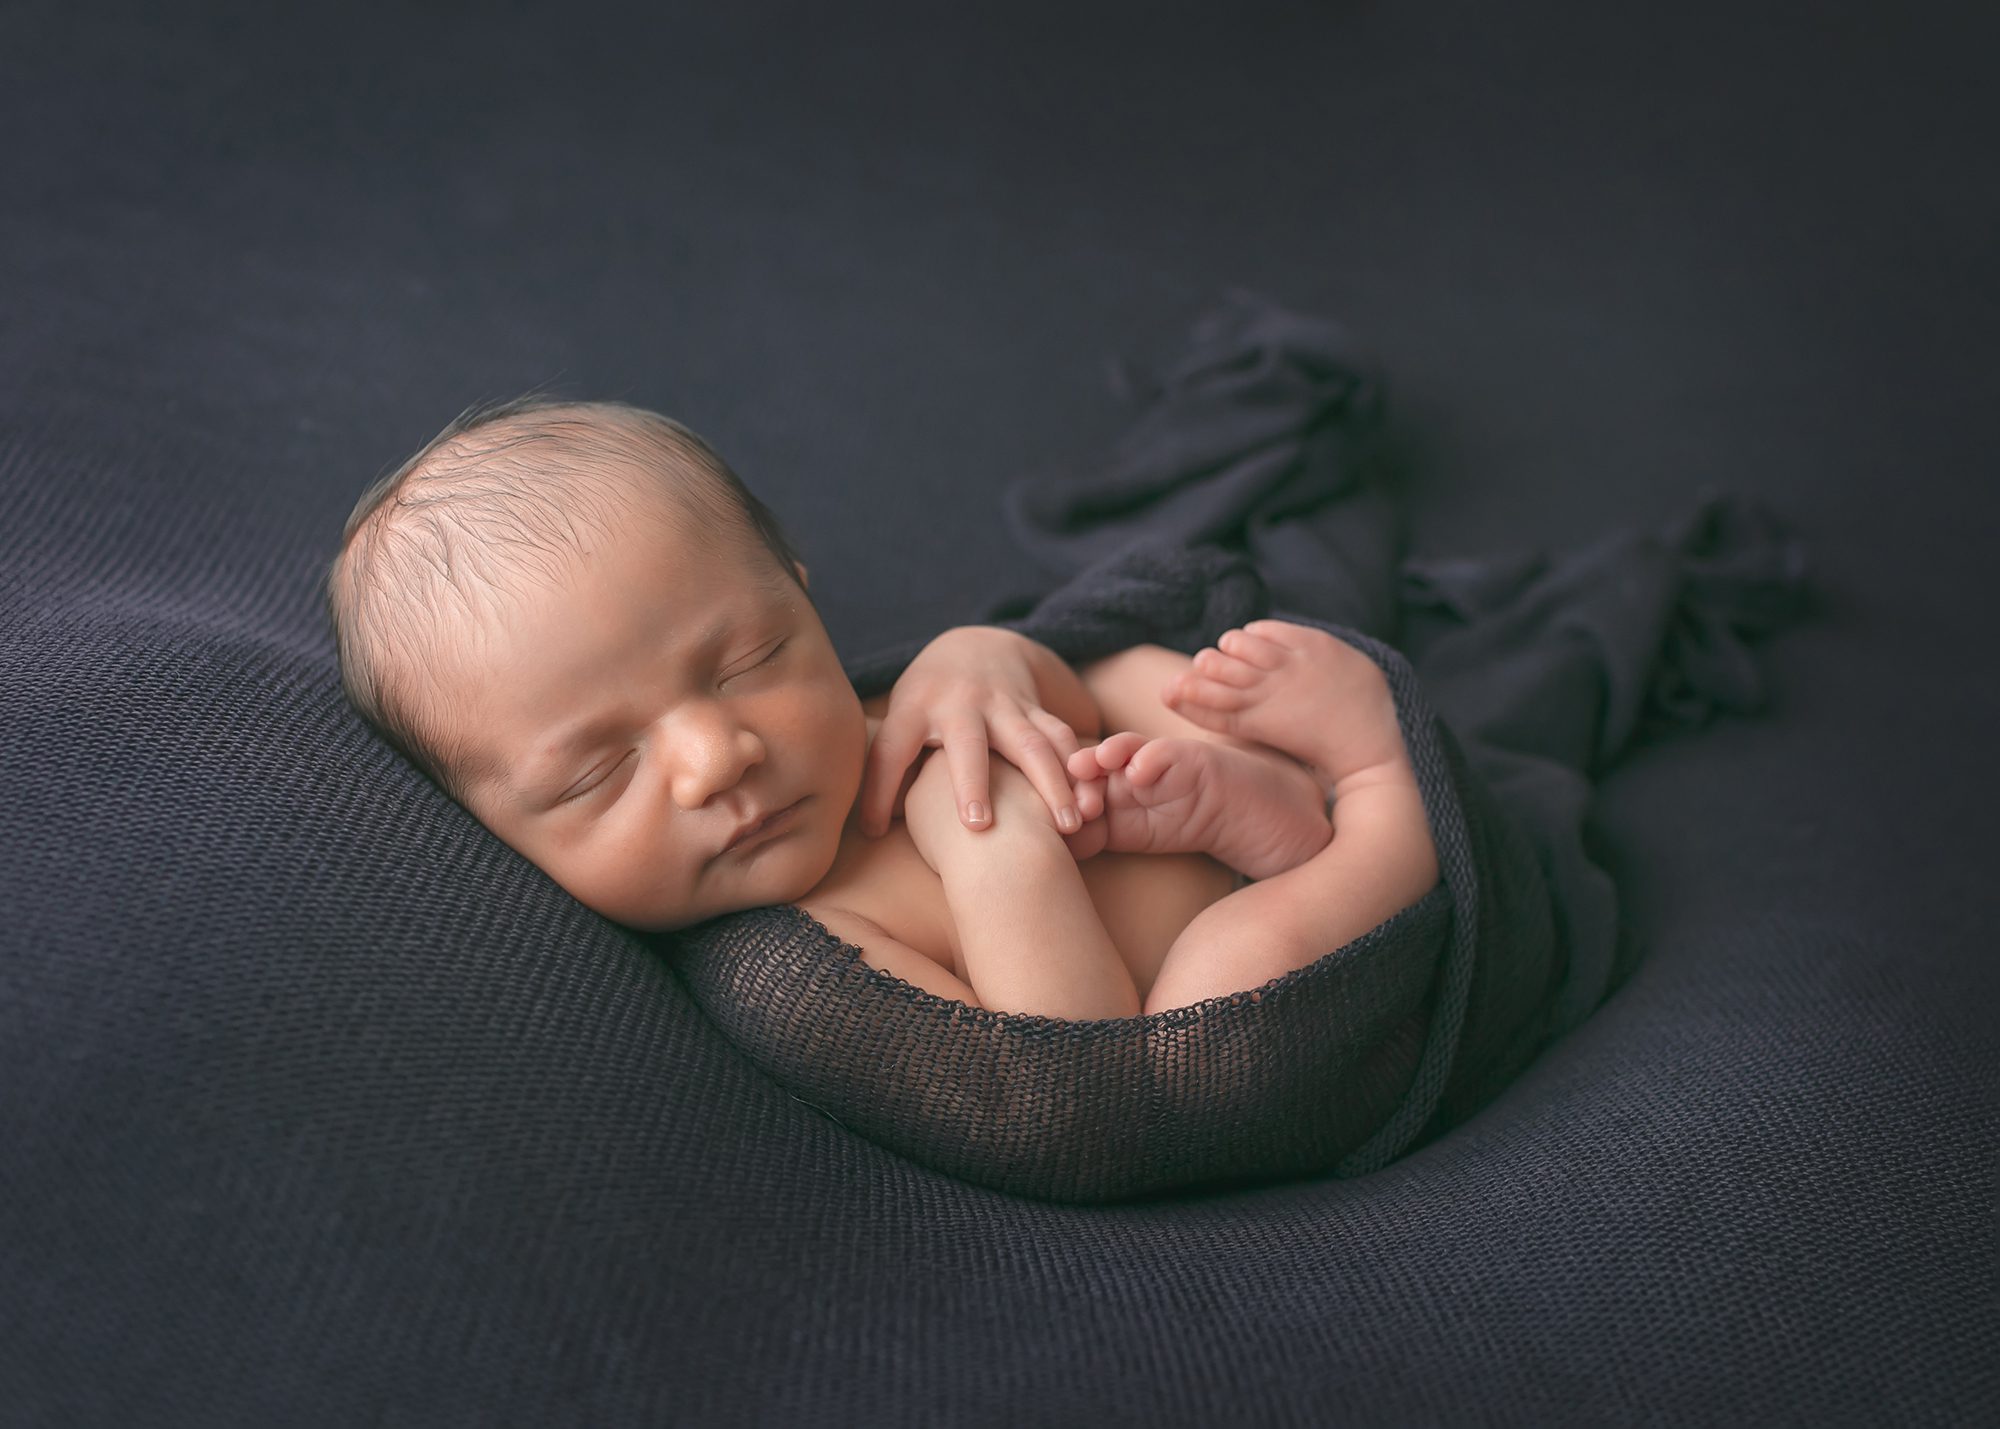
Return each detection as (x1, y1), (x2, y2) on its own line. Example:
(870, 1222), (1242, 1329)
(559, 750), (633, 804)
(726, 638), (787, 682)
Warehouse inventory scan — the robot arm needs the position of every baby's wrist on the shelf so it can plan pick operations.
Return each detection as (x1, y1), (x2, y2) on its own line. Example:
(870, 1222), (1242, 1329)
(930, 820), (1070, 894)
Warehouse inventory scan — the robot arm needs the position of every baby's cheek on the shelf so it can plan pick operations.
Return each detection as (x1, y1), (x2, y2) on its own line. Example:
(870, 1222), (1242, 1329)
(539, 827), (685, 930)
(813, 693), (870, 799)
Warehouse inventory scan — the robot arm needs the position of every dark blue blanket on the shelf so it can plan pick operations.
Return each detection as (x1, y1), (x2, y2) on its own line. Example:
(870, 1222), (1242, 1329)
(5, 1), (1986, 1415)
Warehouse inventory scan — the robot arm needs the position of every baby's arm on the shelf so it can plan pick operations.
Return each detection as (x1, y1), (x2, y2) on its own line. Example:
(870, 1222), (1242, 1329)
(903, 746), (1142, 1021)
(856, 627), (1103, 839)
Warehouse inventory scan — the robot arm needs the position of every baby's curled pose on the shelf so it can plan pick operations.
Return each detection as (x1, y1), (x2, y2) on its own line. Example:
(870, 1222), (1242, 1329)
(325, 396), (1440, 1019)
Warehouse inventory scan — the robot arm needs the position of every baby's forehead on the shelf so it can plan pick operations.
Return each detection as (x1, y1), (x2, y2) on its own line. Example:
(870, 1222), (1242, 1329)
(404, 523), (793, 794)
(387, 504), (779, 685)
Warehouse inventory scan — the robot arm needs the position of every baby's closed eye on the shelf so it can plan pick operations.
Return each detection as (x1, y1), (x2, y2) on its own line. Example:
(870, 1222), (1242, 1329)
(558, 750), (635, 805)
(724, 637), (787, 681)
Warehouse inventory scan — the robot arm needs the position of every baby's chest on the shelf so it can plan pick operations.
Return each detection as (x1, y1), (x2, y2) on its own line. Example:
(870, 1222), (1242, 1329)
(803, 823), (962, 970)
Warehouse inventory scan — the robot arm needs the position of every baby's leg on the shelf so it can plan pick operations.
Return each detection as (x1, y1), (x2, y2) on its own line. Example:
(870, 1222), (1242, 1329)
(1068, 643), (1331, 1004)
(1162, 621), (1408, 787)
(1112, 621), (1438, 1016)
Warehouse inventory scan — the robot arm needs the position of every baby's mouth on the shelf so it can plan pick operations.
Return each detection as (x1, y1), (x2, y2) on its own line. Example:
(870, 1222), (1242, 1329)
(722, 798), (806, 855)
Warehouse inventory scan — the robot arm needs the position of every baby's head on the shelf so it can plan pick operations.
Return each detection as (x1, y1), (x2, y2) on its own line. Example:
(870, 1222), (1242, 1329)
(325, 394), (868, 932)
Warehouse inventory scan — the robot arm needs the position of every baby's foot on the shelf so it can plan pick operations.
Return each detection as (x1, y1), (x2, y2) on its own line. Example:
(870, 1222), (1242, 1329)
(1065, 733), (1331, 881)
(1160, 620), (1406, 792)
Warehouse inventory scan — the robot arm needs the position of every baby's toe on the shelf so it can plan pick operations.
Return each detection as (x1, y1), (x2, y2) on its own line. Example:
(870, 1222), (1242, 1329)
(1217, 627), (1288, 668)
(1124, 740), (1170, 788)
(1242, 619), (1328, 656)
(1193, 646), (1261, 686)
(1127, 736), (1203, 789)
(1063, 816), (1110, 861)
(1092, 731), (1150, 769)
(1166, 673), (1252, 711)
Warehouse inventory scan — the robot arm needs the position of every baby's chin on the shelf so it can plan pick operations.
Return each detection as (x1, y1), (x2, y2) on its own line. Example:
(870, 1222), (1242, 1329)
(628, 828), (839, 932)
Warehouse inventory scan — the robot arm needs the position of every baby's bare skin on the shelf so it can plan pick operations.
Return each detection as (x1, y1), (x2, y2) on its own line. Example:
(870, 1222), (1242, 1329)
(815, 647), (1245, 1015)
(830, 620), (1440, 1018)
(1070, 621), (1407, 874)
(1069, 620), (1440, 1013)
(1166, 621), (1411, 788)
(1067, 731), (1332, 881)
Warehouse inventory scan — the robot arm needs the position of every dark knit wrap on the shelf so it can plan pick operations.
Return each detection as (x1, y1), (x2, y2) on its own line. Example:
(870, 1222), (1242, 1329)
(663, 292), (1806, 1202)
(673, 540), (1562, 1201)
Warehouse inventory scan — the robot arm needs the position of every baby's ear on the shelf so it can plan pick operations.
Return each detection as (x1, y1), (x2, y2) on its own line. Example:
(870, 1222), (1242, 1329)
(793, 560), (810, 590)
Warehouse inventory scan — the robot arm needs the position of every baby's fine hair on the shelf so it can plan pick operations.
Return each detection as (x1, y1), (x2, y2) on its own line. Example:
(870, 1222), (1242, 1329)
(324, 391), (809, 801)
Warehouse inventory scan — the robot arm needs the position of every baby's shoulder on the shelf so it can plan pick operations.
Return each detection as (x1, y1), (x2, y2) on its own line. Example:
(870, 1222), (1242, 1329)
(800, 819), (959, 972)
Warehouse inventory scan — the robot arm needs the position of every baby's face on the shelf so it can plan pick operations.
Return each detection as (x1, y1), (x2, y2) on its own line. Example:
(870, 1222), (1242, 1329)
(431, 509), (866, 932)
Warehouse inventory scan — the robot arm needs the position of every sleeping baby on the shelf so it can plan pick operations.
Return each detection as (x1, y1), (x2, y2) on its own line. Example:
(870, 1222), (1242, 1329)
(324, 396), (1440, 1018)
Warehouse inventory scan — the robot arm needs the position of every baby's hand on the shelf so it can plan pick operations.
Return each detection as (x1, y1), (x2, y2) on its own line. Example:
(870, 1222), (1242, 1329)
(904, 747), (1108, 871)
(859, 625), (1087, 838)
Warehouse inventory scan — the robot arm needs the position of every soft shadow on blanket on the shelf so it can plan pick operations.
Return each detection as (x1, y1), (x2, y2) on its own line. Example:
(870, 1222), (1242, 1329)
(664, 289), (1810, 1203)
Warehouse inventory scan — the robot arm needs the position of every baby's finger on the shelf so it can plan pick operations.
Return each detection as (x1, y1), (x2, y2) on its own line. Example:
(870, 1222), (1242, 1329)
(1026, 707), (1082, 766)
(858, 714), (925, 837)
(999, 711), (1081, 834)
(937, 717), (994, 829)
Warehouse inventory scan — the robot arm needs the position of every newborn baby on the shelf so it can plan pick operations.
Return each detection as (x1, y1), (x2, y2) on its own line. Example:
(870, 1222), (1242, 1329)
(324, 396), (1440, 1018)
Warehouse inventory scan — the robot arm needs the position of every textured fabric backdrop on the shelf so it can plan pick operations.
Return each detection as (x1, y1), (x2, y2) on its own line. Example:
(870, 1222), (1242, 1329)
(2, 0), (1993, 1423)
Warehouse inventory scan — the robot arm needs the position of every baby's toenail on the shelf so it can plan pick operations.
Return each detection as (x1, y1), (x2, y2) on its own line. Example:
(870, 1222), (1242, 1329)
(1058, 806), (1080, 831)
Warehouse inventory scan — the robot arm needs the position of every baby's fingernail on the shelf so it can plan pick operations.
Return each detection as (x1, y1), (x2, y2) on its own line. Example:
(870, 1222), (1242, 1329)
(965, 801), (988, 826)
(1058, 806), (1079, 832)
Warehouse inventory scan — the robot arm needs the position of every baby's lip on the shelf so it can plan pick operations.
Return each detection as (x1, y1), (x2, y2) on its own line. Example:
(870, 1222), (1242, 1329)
(722, 798), (805, 854)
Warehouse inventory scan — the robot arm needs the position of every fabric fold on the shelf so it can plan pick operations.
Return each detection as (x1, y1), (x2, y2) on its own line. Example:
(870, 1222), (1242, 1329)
(1005, 286), (1406, 642)
(989, 287), (1812, 1062)
(1400, 486), (1811, 777)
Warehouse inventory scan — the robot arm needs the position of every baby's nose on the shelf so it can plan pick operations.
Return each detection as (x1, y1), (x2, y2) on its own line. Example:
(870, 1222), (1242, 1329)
(666, 711), (764, 807)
